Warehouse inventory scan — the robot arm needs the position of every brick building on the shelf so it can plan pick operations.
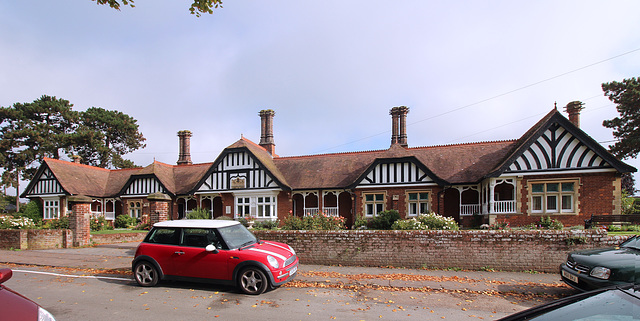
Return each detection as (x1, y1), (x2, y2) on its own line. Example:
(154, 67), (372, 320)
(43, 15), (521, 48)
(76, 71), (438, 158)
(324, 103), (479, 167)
(21, 103), (636, 228)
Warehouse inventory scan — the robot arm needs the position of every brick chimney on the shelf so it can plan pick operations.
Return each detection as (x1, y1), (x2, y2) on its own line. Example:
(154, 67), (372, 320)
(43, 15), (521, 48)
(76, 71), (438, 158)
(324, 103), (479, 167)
(177, 130), (192, 165)
(390, 106), (410, 147)
(259, 109), (276, 155)
(564, 101), (585, 128)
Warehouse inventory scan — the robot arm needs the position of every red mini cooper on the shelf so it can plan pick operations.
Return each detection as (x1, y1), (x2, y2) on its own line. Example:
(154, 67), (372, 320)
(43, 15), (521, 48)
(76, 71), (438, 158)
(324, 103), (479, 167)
(132, 220), (298, 295)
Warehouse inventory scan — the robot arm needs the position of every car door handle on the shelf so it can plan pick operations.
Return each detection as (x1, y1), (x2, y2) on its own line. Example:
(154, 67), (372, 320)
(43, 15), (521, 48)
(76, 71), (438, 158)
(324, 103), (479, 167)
(174, 251), (185, 255)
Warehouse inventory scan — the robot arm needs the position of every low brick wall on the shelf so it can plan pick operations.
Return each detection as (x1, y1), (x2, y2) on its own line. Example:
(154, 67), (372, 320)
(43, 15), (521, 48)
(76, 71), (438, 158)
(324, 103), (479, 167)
(0, 229), (72, 250)
(90, 232), (146, 245)
(254, 229), (629, 272)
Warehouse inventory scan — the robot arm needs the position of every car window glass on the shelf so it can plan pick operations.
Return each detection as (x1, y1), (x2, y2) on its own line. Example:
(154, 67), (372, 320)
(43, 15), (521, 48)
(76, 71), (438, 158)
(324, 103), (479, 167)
(621, 236), (639, 250)
(217, 224), (257, 249)
(146, 228), (180, 245)
(182, 228), (223, 249)
(522, 289), (639, 320)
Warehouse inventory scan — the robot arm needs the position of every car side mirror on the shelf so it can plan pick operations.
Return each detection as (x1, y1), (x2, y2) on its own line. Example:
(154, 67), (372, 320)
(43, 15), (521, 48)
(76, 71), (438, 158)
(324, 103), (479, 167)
(0, 269), (13, 284)
(205, 244), (219, 254)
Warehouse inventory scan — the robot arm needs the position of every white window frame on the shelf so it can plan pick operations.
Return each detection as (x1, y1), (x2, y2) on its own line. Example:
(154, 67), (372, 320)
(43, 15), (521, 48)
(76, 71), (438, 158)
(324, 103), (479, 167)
(234, 190), (280, 220)
(129, 201), (142, 219)
(363, 192), (385, 217)
(43, 198), (60, 220)
(407, 191), (430, 216)
(530, 180), (578, 215)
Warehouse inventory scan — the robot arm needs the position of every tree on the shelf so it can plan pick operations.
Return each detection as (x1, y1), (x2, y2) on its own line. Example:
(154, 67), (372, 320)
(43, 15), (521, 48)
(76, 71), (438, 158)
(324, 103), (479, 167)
(94, 0), (223, 17)
(602, 77), (640, 159)
(0, 96), (146, 207)
(72, 107), (146, 169)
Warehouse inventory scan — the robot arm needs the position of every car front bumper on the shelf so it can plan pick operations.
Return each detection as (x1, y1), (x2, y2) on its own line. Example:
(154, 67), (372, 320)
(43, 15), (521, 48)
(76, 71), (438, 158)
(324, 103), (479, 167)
(560, 263), (617, 291)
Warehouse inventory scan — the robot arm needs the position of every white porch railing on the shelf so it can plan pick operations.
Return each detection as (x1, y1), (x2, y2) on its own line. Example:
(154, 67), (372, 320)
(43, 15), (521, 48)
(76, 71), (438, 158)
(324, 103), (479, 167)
(492, 200), (516, 213)
(323, 207), (339, 217)
(105, 211), (115, 220)
(460, 204), (480, 216)
(304, 208), (319, 216)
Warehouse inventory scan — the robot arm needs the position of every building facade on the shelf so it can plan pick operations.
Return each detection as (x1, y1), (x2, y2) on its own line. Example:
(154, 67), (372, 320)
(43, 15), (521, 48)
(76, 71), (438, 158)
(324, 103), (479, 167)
(21, 104), (636, 228)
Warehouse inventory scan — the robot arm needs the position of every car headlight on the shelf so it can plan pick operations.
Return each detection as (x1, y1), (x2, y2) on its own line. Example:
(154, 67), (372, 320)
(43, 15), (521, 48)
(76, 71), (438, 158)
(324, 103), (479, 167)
(288, 245), (296, 256)
(39, 307), (56, 321)
(267, 255), (279, 269)
(590, 267), (611, 280)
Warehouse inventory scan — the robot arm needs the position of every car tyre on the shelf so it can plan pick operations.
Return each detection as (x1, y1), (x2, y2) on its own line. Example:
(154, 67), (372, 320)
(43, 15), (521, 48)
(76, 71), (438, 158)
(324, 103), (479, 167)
(239, 267), (268, 295)
(134, 261), (159, 287)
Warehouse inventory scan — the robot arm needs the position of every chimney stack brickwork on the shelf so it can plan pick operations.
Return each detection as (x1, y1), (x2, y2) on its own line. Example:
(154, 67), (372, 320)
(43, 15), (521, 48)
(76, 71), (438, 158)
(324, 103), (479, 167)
(177, 130), (193, 165)
(390, 106), (410, 147)
(565, 101), (585, 128)
(259, 109), (276, 155)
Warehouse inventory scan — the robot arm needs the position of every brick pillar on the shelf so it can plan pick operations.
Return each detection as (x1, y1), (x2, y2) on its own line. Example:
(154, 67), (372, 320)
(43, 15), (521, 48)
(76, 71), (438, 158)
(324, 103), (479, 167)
(148, 193), (172, 226)
(68, 195), (92, 247)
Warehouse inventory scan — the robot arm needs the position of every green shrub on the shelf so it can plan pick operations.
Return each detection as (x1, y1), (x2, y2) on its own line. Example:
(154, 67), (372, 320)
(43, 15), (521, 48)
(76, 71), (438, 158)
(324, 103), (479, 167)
(369, 210), (401, 230)
(0, 216), (36, 229)
(187, 208), (212, 219)
(280, 214), (346, 230)
(353, 214), (369, 229)
(114, 215), (137, 228)
(90, 216), (113, 231)
(18, 201), (43, 226)
(253, 220), (280, 230)
(41, 217), (69, 229)
(538, 216), (564, 230)
(392, 212), (459, 230)
(134, 221), (151, 230)
(281, 215), (306, 230)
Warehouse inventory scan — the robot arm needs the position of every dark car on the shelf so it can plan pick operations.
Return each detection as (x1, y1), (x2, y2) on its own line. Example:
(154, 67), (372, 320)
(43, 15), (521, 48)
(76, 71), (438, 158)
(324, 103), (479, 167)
(132, 219), (298, 295)
(0, 268), (56, 321)
(560, 235), (639, 291)
(496, 284), (640, 321)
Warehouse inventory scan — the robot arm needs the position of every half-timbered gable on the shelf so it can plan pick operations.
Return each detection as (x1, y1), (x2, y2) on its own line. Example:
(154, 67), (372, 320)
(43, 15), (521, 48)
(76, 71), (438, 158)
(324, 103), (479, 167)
(197, 150), (280, 192)
(352, 157), (439, 187)
(25, 167), (66, 196)
(120, 175), (169, 196)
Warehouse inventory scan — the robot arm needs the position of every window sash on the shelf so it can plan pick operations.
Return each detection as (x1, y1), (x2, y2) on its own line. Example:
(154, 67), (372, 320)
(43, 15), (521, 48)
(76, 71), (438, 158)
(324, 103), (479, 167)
(530, 180), (577, 214)
(364, 193), (385, 217)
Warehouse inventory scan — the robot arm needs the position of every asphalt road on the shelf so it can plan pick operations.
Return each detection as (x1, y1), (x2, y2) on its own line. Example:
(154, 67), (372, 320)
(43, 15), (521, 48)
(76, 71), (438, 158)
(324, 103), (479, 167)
(4, 265), (574, 321)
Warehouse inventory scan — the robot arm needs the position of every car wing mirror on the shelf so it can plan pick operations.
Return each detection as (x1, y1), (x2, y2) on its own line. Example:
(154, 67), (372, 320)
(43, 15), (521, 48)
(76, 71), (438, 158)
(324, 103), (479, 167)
(0, 268), (13, 284)
(205, 244), (219, 253)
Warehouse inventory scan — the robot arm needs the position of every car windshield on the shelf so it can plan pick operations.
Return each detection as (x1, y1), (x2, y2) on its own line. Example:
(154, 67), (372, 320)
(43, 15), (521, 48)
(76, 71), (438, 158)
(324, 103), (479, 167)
(521, 288), (640, 320)
(217, 224), (257, 249)
(620, 236), (639, 251)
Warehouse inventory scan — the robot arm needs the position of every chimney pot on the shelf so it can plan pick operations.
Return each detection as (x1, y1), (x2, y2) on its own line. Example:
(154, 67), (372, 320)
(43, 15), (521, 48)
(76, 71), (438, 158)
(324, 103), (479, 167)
(259, 109), (276, 155)
(177, 130), (193, 165)
(390, 106), (410, 147)
(564, 101), (584, 128)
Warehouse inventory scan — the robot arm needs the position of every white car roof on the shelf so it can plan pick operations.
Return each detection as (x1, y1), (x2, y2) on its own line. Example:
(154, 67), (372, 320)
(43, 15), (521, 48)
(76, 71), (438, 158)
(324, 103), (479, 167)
(153, 219), (241, 229)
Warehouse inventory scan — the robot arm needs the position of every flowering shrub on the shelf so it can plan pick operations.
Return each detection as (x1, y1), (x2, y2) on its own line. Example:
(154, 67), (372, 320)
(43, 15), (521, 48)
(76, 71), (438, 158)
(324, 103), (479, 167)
(391, 212), (459, 230)
(0, 216), (36, 229)
(41, 217), (70, 229)
(489, 220), (510, 230)
(523, 216), (564, 230)
(90, 216), (113, 231)
(114, 215), (138, 228)
(281, 213), (346, 230)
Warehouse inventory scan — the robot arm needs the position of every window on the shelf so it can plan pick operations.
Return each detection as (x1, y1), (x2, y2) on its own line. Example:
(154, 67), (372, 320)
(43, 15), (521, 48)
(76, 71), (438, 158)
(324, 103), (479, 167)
(236, 197), (250, 218)
(407, 192), (430, 216)
(146, 227), (179, 245)
(364, 193), (385, 217)
(129, 201), (142, 219)
(43, 199), (59, 219)
(530, 181), (577, 214)
(256, 196), (276, 218)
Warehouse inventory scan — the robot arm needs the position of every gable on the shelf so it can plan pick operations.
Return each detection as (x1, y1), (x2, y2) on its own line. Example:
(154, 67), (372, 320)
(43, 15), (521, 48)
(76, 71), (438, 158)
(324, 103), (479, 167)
(507, 123), (609, 172)
(120, 176), (168, 196)
(352, 158), (438, 187)
(197, 150), (280, 192)
(23, 167), (66, 196)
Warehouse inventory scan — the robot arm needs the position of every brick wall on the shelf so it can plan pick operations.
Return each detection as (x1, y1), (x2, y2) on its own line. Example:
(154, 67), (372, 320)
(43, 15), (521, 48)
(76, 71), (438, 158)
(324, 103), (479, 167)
(0, 229), (72, 250)
(90, 232), (146, 245)
(254, 229), (628, 272)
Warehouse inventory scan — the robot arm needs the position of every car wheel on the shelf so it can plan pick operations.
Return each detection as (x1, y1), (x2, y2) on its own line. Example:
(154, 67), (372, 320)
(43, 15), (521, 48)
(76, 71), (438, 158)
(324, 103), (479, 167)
(134, 261), (159, 287)
(239, 267), (268, 295)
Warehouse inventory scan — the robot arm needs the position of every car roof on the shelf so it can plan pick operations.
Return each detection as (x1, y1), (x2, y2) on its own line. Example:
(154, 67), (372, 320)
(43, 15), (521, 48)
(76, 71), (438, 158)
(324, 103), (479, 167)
(153, 219), (241, 229)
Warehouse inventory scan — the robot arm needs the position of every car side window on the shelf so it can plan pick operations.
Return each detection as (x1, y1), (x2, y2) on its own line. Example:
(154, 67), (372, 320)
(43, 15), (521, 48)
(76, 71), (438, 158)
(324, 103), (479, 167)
(146, 227), (180, 245)
(182, 228), (222, 249)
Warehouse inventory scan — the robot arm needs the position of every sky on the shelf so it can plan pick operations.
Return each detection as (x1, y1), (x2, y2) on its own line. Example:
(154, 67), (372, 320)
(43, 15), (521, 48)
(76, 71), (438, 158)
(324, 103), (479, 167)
(1, 0), (639, 196)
